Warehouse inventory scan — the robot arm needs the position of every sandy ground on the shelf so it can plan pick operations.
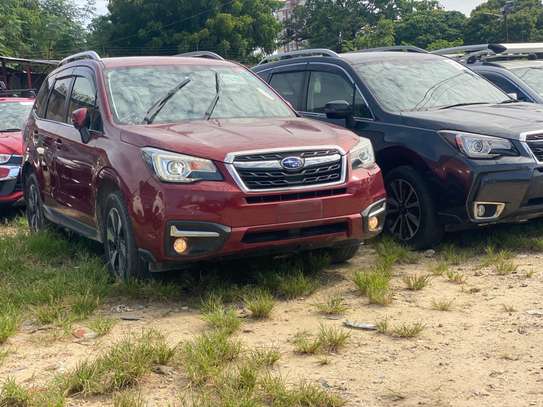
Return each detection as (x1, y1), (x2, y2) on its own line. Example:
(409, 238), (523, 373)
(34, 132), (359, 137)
(1, 235), (542, 406)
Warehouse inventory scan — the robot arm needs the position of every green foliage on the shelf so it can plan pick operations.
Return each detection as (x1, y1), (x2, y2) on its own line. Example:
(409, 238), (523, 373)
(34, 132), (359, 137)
(88, 0), (282, 63)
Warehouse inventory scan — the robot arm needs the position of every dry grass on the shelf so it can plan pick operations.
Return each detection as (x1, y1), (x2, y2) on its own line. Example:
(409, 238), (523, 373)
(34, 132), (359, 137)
(313, 293), (348, 315)
(403, 273), (432, 290)
(431, 298), (454, 311)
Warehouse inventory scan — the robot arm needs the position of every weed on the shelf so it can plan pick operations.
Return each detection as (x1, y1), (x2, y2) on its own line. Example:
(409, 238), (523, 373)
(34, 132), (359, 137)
(0, 377), (30, 406)
(317, 324), (349, 353)
(313, 293), (348, 315)
(439, 244), (470, 265)
(495, 259), (518, 275)
(0, 349), (8, 365)
(292, 331), (321, 355)
(403, 273), (431, 290)
(113, 389), (145, 407)
(201, 298), (241, 335)
(277, 270), (319, 299)
(243, 290), (274, 319)
(87, 315), (116, 337)
(0, 305), (19, 344)
(431, 298), (454, 311)
(430, 261), (449, 276)
(353, 269), (392, 305)
(376, 318), (389, 334)
(374, 236), (419, 267)
(526, 270), (535, 278)
(391, 322), (425, 338)
(249, 347), (280, 368)
(502, 304), (517, 313)
(445, 270), (466, 284)
(181, 330), (242, 385)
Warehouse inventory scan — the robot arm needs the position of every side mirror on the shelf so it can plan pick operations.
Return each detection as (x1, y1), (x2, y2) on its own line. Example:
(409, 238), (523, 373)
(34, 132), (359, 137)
(72, 108), (91, 143)
(325, 100), (353, 119)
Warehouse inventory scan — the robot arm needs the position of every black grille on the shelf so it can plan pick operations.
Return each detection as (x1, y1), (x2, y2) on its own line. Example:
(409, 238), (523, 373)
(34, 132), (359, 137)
(246, 188), (347, 204)
(233, 149), (343, 190)
(242, 222), (348, 244)
(526, 134), (543, 161)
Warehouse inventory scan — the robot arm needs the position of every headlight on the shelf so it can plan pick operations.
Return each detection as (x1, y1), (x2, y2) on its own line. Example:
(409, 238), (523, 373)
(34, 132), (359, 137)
(142, 147), (222, 183)
(0, 154), (11, 164)
(350, 138), (375, 169)
(440, 131), (517, 158)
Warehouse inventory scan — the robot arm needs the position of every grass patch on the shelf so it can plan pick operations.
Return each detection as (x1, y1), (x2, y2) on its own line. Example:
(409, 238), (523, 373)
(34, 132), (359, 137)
(403, 273), (431, 291)
(293, 325), (349, 355)
(0, 305), (19, 344)
(0, 377), (30, 406)
(438, 243), (471, 265)
(293, 331), (321, 355)
(353, 269), (392, 305)
(201, 295), (241, 335)
(87, 315), (116, 336)
(249, 347), (280, 368)
(243, 289), (274, 319)
(429, 261), (449, 276)
(495, 260), (518, 275)
(445, 270), (466, 284)
(374, 236), (419, 268)
(113, 389), (145, 407)
(312, 293), (348, 315)
(431, 298), (454, 311)
(376, 319), (425, 338)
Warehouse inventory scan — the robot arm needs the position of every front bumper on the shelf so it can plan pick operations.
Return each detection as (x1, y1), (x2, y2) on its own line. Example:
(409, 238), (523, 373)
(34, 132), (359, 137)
(0, 165), (23, 205)
(130, 165), (386, 266)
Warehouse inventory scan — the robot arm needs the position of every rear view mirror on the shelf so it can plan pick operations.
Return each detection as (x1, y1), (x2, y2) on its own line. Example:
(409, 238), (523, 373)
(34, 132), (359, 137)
(325, 100), (353, 119)
(72, 108), (91, 144)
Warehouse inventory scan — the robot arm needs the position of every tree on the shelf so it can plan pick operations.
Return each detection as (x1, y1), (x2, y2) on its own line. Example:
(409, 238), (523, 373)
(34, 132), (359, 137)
(354, 18), (396, 50)
(87, 0), (282, 63)
(395, 9), (466, 49)
(0, 0), (92, 58)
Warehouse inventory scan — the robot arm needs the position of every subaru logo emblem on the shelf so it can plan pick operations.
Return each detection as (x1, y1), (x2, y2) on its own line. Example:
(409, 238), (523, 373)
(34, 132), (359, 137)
(281, 156), (304, 171)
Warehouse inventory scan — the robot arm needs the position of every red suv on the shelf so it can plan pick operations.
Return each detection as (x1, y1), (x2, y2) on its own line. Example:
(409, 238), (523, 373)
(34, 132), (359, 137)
(23, 51), (386, 279)
(0, 94), (34, 207)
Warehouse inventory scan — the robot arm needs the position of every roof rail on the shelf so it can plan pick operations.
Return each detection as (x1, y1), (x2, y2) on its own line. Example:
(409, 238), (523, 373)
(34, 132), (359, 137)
(258, 49), (339, 65)
(176, 51), (225, 60)
(60, 51), (101, 66)
(357, 45), (427, 54)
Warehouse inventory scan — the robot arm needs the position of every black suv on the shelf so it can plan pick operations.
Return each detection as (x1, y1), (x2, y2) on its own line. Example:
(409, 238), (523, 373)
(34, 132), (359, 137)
(253, 48), (543, 248)
(433, 43), (543, 104)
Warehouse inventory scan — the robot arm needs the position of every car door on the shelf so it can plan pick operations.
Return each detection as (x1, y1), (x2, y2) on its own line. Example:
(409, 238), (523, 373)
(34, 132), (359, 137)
(35, 71), (74, 209)
(54, 66), (103, 226)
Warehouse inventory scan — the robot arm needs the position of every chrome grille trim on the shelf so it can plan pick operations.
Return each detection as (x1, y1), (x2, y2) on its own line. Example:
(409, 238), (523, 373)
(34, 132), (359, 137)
(520, 130), (543, 163)
(224, 146), (347, 193)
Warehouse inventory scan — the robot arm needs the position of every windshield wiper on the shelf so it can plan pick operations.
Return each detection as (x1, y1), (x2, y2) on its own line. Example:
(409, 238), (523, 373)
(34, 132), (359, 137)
(204, 72), (221, 120)
(143, 78), (191, 124)
(498, 99), (520, 104)
(0, 128), (21, 132)
(438, 102), (490, 110)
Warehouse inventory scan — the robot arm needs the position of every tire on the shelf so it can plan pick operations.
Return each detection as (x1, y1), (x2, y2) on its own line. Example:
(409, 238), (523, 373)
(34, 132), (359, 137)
(24, 172), (49, 233)
(384, 166), (443, 249)
(101, 191), (150, 281)
(330, 243), (360, 264)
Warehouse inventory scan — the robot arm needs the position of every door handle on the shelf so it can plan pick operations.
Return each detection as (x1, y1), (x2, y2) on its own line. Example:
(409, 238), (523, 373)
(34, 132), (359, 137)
(55, 138), (63, 145)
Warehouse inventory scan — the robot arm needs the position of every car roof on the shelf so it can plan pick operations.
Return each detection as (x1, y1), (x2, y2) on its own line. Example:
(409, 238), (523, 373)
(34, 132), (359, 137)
(339, 51), (441, 64)
(99, 56), (239, 69)
(492, 60), (543, 70)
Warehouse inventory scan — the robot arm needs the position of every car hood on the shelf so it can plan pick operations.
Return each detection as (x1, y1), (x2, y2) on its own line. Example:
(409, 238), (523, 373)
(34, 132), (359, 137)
(0, 131), (23, 155)
(401, 102), (543, 139)
(120, 117), (360, 162)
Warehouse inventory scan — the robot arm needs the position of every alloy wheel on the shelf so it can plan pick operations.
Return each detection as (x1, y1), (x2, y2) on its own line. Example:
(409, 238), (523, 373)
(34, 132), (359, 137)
(386, 178), (421, 241)
(27, 183), (43, 233)
(106, 207), (127, 279)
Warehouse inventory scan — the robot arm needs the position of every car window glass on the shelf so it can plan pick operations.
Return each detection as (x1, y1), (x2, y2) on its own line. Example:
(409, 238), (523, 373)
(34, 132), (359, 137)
(68, 76), (101, 131)
(510, 67), (543, 97)
(269, 71), (305, 110)
(353, 57), (508, 112)
(35, 77), (53, 118)
(105, 65), (293, 125)
(481, 72), (519, 95)
(307, 71), (354, 114)
(45, 77), (72, 122)
(0, 102), (33, 130)
(353, 90), (372, 119)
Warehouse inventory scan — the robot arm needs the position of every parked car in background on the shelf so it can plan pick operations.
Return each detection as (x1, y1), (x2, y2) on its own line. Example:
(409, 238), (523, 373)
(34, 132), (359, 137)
(0, 93), (34, 207)
(433, 43), (543, 103)
(22, 51), (386, 279)
(254, 47), (543, 248)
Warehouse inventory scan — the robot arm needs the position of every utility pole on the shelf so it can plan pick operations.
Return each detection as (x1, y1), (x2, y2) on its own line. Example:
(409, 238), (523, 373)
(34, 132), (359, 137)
(501, 1), (515, 42)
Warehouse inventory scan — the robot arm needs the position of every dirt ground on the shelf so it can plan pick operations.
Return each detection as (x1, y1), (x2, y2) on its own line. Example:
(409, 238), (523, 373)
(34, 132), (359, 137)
(1, 231), (542, 407)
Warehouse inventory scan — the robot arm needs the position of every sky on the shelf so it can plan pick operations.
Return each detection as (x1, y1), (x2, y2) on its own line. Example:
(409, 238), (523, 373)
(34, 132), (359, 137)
(93, 0), (486, 17)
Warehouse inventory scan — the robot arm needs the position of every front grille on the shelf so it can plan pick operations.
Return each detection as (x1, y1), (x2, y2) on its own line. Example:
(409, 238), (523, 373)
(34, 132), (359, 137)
(242, 222), (348, 244)
(246, 188), (347, 204)
(232, 148), (344, 191)
(526, 133), (543, 161)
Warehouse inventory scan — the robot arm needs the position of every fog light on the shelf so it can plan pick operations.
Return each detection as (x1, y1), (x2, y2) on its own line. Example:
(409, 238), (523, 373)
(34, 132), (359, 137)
(476, 204), (486, 218)
(173, 237), (189, 254)
(368, 216), (380, 232)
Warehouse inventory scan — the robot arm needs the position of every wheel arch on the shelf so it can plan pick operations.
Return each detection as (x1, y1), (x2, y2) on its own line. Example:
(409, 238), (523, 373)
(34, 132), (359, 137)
(94, 167), (131, 235)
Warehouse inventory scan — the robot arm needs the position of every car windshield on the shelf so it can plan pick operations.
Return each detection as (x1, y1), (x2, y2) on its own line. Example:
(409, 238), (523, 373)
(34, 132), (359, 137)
(352, 56), (509, 112)
(510, 66), (543, 96)
(0, 101), (33, 131)
(105, 65), (294, 125)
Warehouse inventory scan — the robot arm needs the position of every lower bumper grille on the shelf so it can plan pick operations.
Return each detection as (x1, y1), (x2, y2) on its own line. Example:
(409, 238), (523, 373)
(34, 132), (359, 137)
(242, 222), (348, 244)
(525, 133), (543, 161)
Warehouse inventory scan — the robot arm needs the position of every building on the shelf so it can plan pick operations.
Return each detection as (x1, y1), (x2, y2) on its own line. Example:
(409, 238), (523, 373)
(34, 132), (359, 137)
(276, 0), (305, 52)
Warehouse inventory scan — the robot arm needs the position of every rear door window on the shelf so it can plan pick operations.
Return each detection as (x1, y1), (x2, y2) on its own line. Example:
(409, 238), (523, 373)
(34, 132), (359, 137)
(307, 71), (354, 114)
(35, 77), (53, 118)
(269, 71), (306, 110)
(45, 77), (72, 123)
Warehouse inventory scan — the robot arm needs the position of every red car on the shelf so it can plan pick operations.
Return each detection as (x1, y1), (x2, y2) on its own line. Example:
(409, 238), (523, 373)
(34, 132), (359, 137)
(23, 51), (386, 279)
(0, 96), (34, 206)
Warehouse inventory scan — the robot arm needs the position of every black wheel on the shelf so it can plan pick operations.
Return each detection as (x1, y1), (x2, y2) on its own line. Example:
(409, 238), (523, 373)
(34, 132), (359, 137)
(385, 166), (443, 249)
(102, 191), (150, 281)
(25, 173), (48, 233)
(330, 243), (360, 264)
